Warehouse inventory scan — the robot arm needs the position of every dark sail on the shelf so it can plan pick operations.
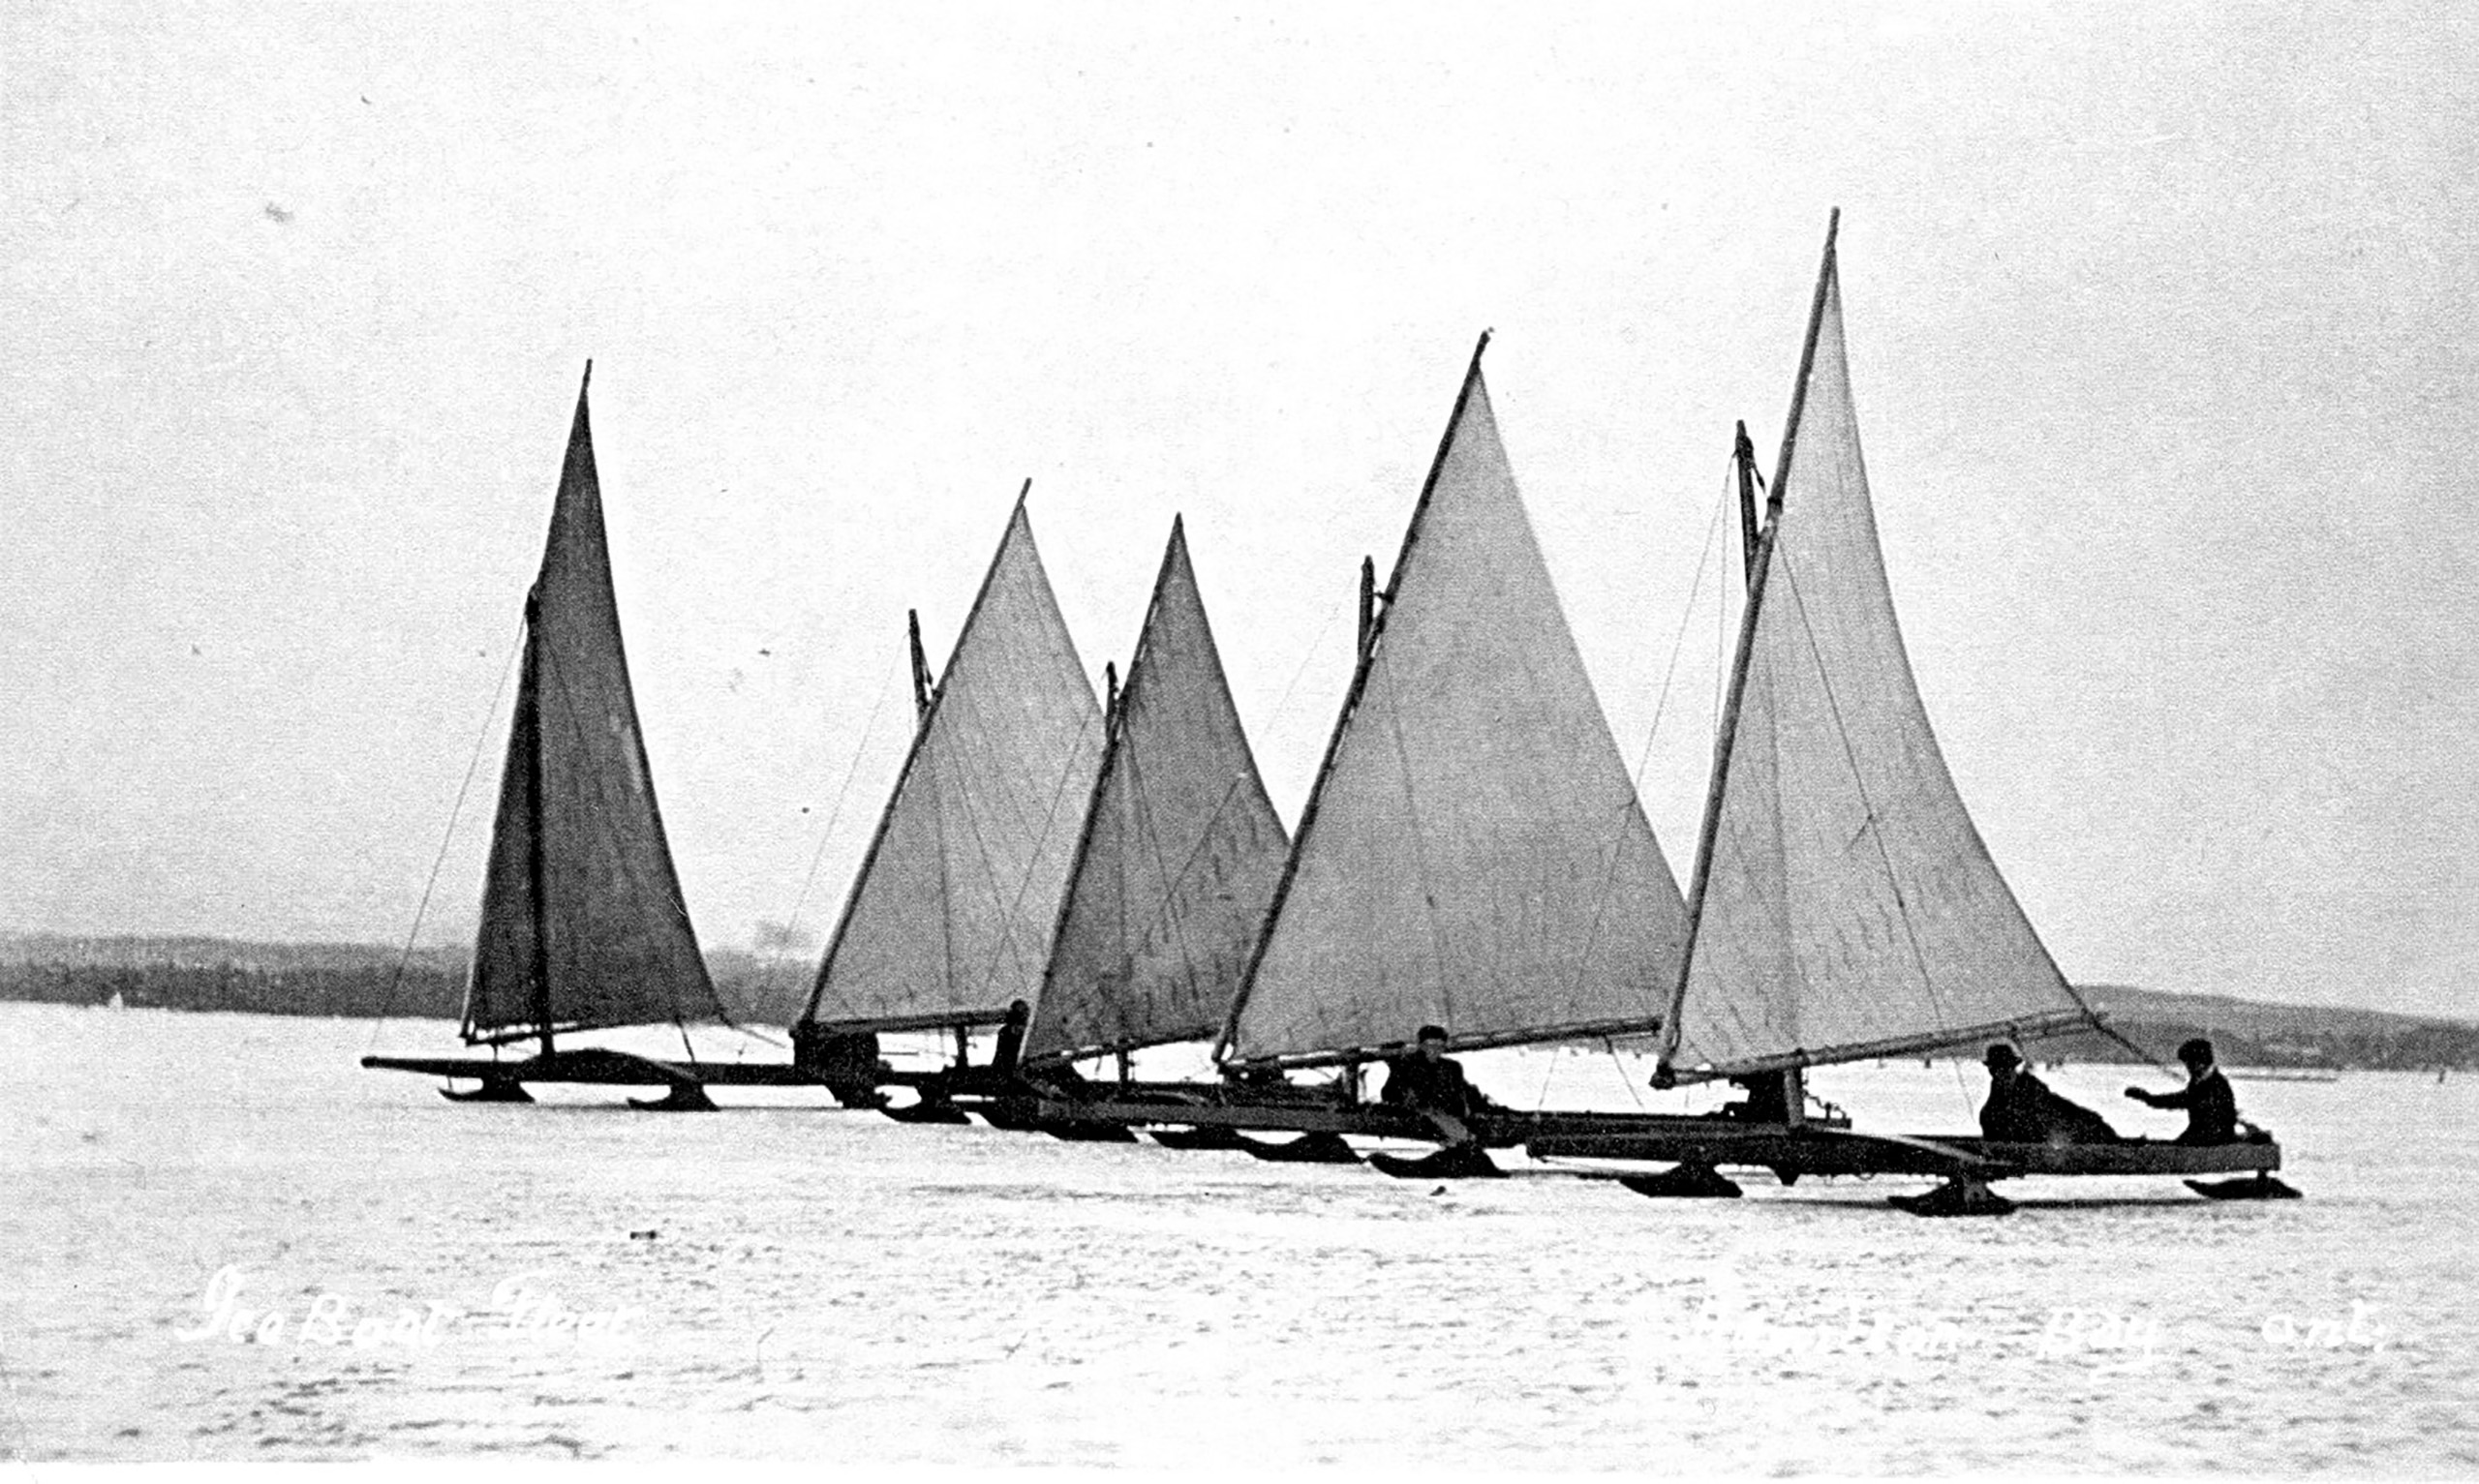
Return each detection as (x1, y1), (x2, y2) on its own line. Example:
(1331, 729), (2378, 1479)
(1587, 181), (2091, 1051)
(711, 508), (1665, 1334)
(1025, 518), (1290, 1062)
(462, 369), (725, 1045)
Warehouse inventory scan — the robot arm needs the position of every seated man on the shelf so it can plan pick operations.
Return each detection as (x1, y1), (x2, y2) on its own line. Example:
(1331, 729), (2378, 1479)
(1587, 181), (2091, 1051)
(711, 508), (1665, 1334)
(1379, 1024), (1494, 1123)
(1721, 1071), (1792, 1124)
(1980, 1043), (2122, 1144)
(791, 1021), (889, 1108)
(2124, 1038), (2240, 1145)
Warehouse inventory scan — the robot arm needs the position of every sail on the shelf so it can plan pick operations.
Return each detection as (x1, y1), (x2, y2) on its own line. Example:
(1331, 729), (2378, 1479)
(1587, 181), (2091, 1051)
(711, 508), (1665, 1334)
(1662, 232), (2098, 1079)
(1221, 341), (1692, 1067)
(1025, 519), (1290, 1062)
(464, 369), (724, 1044)
(802, 497), (1103, 1031)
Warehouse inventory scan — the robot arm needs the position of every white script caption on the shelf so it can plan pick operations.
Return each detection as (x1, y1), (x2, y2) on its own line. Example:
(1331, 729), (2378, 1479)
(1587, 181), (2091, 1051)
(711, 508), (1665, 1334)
(173, 1265), (645, 1352)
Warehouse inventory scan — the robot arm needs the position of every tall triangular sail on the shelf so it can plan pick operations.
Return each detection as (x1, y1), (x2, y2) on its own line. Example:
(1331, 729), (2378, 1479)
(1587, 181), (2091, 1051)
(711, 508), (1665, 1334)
(1660, 221), (2098, 1080)
(1025, 519), (1290, 1063)
(464, 369), (725, 1045)
(1222, 339), (1692, 1067)
(801, 496), (1103, 1032)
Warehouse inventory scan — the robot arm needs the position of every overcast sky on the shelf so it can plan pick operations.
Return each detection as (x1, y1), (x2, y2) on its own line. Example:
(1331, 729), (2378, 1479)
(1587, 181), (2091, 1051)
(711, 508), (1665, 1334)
(4, 2), (2472, 1019)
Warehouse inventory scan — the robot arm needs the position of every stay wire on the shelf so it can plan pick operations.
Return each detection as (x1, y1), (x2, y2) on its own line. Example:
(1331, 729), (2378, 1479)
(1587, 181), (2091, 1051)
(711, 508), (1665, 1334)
(749, 651), (903, 1029)
(1534, 451), (1733, 1112)
(368, 613), (527, 1052)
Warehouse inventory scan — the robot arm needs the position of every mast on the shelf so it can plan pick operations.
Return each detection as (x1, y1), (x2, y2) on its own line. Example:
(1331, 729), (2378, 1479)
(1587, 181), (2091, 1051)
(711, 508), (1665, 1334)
(1658, 209), (1839, 1075)
(908, 610), (934, 721)
(1216, 331), (1491, 1066)
(1357, 555), (1376, 658)
(524, 595), (554, 1057)
(1732, 420), (1761, 583)
(529, 356), (591, 1058)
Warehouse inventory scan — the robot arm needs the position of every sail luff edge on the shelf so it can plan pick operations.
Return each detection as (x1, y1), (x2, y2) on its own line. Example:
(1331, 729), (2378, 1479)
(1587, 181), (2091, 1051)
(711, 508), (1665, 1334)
(1213, 333), (1493, 1065)
(1658, 211), (1840, 1074)
(799, 495), (1056, 1028)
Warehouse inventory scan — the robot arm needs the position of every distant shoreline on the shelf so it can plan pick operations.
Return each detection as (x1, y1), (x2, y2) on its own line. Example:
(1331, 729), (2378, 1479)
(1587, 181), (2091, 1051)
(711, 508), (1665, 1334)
(3, 932), (2471, 1072)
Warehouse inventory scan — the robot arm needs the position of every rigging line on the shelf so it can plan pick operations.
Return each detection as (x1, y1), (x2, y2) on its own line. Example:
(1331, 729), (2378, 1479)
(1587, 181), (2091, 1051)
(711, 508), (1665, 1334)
(1371, 644), (1455, 1032)
(1643, 460), (1738, 778)
(929, 737), (959, 1011)
(1532, 1032), (1562, 1110)
(941, 723), (1044, 1001)
(965, 704), (1108, 1003)
(1607, 1036), (1648, 1110)
(1553, 453), (1736, 1021)
(1148, 772), (1255, 927)
(370, 614), (526, 1051)
(2098, 1018), (2179, 1077)
(1259, 594), (1350, 742)
(1117, 754), (1277, 1013)
(1715, 466), (1729, 753)
(1117, 742), (1207, 1029)
(751, 651), (903, 1016)
(1769, 545), (1955, 1037)
(1938, 1040), (1977, 1121)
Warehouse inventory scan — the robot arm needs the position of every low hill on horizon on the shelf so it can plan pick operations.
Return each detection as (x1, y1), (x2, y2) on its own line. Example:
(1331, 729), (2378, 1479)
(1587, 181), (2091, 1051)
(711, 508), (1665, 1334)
(1, 932), (2470, 1070)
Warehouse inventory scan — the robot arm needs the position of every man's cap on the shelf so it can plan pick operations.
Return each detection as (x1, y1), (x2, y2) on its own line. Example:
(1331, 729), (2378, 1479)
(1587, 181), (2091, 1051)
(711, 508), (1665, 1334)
(1983, 1043), (2022, 1070)
(2177, 1038), (2215, 1066)
(1416, 1024), (1449, 1043)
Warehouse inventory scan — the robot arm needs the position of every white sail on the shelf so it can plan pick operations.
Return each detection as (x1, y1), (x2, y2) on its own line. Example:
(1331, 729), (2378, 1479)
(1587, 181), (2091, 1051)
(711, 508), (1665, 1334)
(1222, 344), (1692, 1067)
(1025, 519), (1290, 1062)
(802, 497), (1103, 1030)
(1662, 235), (2098, 1079)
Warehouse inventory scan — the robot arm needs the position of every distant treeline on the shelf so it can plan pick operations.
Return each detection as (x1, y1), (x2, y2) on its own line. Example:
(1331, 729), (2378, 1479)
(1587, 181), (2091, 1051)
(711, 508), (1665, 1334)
(0, 934), (807, 1026)
(2038, 984), (2479, 1074)
(3, 936), (2473, 1071)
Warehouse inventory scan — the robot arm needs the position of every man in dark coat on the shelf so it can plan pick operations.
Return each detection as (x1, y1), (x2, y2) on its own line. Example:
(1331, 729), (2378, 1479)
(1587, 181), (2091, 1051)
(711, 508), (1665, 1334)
(1980, 1044), (2122, 1144)
(1380, 1024), (1492, 1121)
(2125, 1038), (2240, 1144)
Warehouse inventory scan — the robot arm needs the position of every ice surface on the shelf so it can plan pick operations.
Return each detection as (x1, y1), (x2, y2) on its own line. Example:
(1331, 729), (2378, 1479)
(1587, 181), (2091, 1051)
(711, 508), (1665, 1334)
(5, 1003), (2474, 1471)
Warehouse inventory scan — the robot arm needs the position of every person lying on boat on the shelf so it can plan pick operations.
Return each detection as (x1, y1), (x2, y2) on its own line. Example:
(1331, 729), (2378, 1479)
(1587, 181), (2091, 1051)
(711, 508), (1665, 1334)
(1979, 1043), (2122, 1144)
(2123, 1038), (2240, 1145)
(1380, 1025), (1499, 1128)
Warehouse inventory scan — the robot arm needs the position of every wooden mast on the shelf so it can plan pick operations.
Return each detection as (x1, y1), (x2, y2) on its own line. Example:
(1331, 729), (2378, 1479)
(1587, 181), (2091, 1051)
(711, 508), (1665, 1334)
(1732, 420), (1761, 582)
(525, 357), (596, 1060)
(907, 610), (934, 721)
(1357, 555), (1376, 658)
(523, 598), (554, 1058)
(1657, 210), (1839, 1082)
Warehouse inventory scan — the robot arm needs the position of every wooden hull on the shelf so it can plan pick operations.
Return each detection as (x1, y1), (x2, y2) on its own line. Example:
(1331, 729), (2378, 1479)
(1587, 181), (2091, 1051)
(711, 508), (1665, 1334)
(361, 1048), (815, 1090)
(1018, 1092), (1822, 1153)
(1527, 1124), (2283, 1182)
